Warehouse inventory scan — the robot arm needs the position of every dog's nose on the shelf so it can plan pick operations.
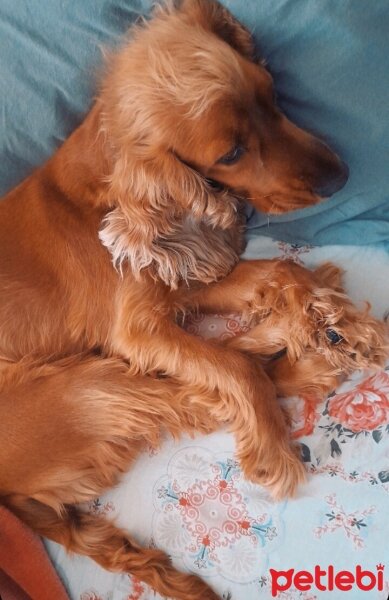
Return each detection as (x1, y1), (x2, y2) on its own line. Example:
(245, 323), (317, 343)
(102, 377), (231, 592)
(312, 160), (349, 198)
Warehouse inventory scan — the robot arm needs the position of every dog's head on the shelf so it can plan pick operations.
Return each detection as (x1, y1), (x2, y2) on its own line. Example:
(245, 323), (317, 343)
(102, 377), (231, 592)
(98, 0), (348, 285)
(100, 0), (348, 223)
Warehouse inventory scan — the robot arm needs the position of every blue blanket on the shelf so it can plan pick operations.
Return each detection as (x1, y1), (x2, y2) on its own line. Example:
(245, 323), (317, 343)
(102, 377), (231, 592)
(0, 0), (388, 249)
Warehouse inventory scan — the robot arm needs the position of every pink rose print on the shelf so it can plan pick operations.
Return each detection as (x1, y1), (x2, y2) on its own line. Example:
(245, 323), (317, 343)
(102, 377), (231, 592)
(328, 371), (389, 433)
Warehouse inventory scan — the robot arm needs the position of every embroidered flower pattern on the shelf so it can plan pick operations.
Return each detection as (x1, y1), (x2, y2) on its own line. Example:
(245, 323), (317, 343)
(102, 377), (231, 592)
(85, 498), (115, 517)
(314, 494), (376, 549)
(152, 449), (282, 582)
(277, 241), (313, 265)
(80, 576), (155, 600)
(183, 312), (248, 340)
(80, 593), (105, 600)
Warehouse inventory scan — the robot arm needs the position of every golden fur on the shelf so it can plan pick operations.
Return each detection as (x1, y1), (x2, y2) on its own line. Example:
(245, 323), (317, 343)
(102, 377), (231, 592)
(0, 1), (386, 598)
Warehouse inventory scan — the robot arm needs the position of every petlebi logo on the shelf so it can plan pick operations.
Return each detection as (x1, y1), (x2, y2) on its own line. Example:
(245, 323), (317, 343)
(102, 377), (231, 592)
(269, 564), (385, 597)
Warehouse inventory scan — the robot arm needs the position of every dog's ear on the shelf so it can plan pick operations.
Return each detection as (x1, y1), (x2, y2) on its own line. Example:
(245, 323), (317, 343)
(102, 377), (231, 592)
(178, 0), (256, 60)
(108, 149), (237, 233)
(314, 263), (345, 292)
(99, 146), (238, 282)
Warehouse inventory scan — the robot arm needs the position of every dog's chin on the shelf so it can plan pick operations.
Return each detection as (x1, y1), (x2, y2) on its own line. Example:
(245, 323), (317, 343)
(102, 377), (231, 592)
(251, 192), (322, 215)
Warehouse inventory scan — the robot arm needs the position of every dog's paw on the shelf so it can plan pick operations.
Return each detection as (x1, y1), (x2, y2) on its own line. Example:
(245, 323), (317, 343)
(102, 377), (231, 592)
(265, 351), (341, 400)
(241, 442), (306, 500)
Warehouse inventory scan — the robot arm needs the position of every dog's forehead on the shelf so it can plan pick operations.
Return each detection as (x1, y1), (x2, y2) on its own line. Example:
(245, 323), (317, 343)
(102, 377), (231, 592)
(135, 16), (272, 110)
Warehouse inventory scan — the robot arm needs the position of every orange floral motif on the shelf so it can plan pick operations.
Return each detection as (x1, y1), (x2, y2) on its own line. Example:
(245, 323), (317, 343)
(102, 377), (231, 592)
(328, 371), (389, 433)
(289, 396), (320, 439)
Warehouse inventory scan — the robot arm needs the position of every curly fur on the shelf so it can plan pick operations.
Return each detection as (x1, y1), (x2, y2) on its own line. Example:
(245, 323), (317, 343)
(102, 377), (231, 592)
(100, 208), (245, 287)
(0, 1), (384, 599)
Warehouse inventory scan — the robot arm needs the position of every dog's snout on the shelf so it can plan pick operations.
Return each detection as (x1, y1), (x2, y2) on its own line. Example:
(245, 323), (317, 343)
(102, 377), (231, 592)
(311, 159), (349, 198)
(278, 118), (349, 203)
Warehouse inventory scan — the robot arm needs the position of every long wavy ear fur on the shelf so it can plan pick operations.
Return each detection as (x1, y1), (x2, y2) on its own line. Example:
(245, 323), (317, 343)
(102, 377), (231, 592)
(107, 148), (238, 234)
(98, 147), (239, 287)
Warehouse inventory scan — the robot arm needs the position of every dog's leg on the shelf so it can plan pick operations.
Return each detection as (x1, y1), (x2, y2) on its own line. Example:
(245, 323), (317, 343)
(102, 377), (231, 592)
(263, 352), (341, 399)
(177, 259), (364, 364)
(176, 258), (329, 364)
(111, 284), (306, 499)
(175, 259), (320, 315)
(1, 356), (222, 600)
(182, 259), (387, 389)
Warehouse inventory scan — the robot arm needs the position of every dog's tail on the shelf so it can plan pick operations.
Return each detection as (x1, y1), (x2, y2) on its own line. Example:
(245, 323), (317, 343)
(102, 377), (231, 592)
(4, 495), (220, 600)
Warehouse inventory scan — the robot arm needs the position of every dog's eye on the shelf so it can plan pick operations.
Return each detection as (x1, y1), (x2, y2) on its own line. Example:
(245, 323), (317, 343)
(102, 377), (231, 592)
(325, 329), (344, 345)
(217, 145), (245, 166)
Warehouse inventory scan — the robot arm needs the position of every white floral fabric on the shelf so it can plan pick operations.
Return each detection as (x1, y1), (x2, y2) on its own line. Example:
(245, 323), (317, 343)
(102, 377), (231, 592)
(45, 237), (389, 600)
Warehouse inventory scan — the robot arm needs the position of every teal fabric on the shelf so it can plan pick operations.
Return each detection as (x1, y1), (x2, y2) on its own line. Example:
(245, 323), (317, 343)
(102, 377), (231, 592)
(0, 0), (150, 192)
(0, 0), (388, 249)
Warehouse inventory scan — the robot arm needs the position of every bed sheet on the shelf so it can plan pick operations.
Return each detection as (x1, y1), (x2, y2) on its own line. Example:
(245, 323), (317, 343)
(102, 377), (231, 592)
(45, 237), (389, 600)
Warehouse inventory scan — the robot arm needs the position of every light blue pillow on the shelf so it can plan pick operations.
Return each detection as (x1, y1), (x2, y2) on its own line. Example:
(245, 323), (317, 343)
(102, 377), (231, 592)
(0, 0), (388, 249)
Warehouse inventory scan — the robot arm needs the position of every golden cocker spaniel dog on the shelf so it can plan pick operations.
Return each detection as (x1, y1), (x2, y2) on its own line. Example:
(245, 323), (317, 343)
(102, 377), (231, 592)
(0, 1), (386, 599)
